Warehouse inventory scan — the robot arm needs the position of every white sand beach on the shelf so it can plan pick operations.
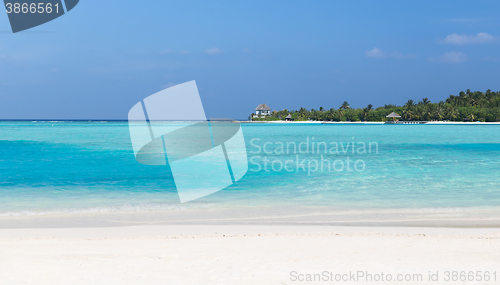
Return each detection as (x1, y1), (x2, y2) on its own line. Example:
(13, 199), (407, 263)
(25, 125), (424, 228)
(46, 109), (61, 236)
(1, 225), (499, 284)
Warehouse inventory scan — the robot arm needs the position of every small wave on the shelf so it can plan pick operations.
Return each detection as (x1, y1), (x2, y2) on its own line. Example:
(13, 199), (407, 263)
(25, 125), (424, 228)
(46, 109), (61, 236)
(327, 207), (499, 215)
(0, 203), (215, 217)
(401, 207), (464, 213)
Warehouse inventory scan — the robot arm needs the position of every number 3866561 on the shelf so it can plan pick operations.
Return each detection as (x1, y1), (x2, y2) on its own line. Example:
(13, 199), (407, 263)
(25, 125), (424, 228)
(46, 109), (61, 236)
(5, 3), (60, 14)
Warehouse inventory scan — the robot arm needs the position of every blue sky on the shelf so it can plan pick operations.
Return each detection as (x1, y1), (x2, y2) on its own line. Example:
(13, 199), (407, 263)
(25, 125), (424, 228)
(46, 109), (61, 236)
(1, 0), (500, 119)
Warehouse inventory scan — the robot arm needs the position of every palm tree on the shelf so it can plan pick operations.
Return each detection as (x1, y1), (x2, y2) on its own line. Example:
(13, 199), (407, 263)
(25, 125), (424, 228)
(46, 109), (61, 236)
(470, 98), (478, 107)
(422, 98), (430, 105)
(362, 108), (368, 121)
(448, 109), (459, 121)
(405, 99), (415, 109)
(340, 101), (350, 110)
(402, 109), (413, 120)
(338, 109), (344, 121)
(434, 108), (444, 121)
(362, 104), (373, 121)
(298, 107), (307, 120)
(327, 108), (336, 121)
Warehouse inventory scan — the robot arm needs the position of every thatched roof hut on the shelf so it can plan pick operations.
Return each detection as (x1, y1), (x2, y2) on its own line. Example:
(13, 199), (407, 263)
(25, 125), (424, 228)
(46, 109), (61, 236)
(255, 104), (271, 111)
(386, 112), (401, 118)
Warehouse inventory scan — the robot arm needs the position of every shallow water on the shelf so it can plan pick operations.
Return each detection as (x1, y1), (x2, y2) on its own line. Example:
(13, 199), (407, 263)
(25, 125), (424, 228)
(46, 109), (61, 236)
(1, 121), (500, 227)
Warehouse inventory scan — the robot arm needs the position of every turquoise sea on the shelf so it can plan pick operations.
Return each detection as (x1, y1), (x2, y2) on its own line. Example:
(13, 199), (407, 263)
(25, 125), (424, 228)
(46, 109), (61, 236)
(1, 121), (500, 227)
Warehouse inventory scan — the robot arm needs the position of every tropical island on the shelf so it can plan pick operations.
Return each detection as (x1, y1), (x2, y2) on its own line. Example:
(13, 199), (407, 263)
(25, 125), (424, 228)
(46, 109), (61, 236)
(251, 89), (500, 122)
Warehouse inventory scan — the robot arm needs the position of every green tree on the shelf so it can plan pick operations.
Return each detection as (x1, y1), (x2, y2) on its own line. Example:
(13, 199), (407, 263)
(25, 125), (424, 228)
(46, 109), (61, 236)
(340, 101), (350, 110)
(254, 89), (500, 122)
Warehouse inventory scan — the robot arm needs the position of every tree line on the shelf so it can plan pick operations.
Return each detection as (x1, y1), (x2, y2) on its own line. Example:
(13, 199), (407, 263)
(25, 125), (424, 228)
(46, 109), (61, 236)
(251, 89), (500, 122)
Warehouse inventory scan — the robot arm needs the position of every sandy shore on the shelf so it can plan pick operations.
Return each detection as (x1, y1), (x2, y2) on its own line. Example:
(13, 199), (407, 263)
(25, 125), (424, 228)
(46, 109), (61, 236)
(1, 225), (499, 284)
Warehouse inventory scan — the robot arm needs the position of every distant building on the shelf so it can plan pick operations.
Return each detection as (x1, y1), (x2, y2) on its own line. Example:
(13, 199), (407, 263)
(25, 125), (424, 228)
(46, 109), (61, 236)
(285, 114), (294, 121)
(254, 104), (272, 116)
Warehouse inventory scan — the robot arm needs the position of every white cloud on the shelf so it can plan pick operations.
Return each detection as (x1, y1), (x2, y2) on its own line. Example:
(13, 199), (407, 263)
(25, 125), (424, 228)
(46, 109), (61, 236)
(205, 47), (222, 55)
(440, 32), (496, 45)
(365, 47), (384, 58)
(365, 47), (416, 59)
(428, 51), (468, 63)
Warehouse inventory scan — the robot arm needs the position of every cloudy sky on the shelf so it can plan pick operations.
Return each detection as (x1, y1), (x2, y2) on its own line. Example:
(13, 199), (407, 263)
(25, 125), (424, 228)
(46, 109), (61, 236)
(1, 0), (500, 119)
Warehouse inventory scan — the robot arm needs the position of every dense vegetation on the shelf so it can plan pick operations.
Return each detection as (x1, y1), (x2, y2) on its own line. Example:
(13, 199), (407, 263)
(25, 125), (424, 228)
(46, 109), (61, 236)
(251, 89), (500, 122)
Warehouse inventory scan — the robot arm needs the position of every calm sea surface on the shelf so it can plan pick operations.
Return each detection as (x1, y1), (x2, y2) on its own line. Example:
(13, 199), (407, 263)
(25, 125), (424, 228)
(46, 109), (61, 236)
(1, 121), (500, 227)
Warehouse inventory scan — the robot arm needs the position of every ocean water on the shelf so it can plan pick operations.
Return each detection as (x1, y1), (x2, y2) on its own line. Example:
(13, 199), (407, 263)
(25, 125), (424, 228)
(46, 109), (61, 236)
(1, 121), (500, 227)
